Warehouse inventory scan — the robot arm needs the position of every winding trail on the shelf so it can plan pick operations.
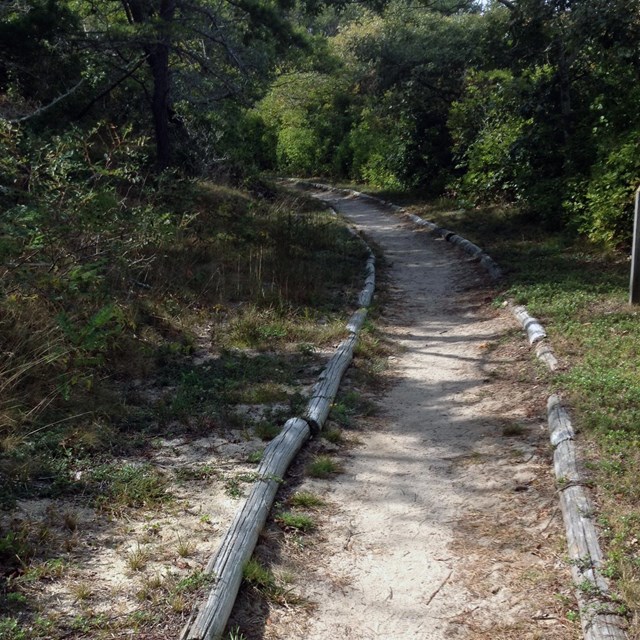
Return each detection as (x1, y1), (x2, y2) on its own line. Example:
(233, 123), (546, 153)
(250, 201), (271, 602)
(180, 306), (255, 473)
(234, 190), (578, 639)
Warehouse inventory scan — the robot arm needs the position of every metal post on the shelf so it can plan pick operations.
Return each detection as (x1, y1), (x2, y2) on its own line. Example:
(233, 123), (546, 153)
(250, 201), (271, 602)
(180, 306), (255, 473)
(630, 186), (640, 304)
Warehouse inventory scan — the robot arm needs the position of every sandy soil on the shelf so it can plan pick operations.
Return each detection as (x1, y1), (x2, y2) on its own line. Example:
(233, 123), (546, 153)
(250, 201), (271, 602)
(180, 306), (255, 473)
(230, 191), (580, 640)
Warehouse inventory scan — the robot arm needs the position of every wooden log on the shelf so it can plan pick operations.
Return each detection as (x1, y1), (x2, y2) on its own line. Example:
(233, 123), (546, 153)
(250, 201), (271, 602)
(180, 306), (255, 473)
(536, 342), (559, 371)
(304, 334), (358, 433)
(448, 234), (484, 259)
(512, 305), (547, 344)
(438, 228), (455, 240)
(181, 418), (311, 640)
(478, 254), (503, 281)
(547, 396), (628, 640)
(347, 308), (368, 334)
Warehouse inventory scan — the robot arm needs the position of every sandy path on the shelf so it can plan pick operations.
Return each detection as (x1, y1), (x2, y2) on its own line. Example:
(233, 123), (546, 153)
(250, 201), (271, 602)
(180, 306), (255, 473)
(302, 193), (501, 638)
(231, 191), (577, 639)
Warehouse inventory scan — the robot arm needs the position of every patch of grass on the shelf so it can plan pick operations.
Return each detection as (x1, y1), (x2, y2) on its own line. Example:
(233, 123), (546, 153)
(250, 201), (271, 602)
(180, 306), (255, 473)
(90, 464), (171, 513)
(227, 627), (247, 640)
(306, 455), (342, 479)
(242, 556), (298, 605)
(126, 545), (148, 572)
(246, 449), (264, 464)
(70, 581), (93, 602)
(243, 557), (276, 591)
(176, 535), (196, 558)
(253, 420), (281, 441)
(19, 558), (66, 583)
(288, 491), (325, 509)
(276, 511), (316, 532)
(174, 464), (219, 482)
(502, 423), (525, 437)
(330, 390), (378, 429)
(323, 426), (344, 444)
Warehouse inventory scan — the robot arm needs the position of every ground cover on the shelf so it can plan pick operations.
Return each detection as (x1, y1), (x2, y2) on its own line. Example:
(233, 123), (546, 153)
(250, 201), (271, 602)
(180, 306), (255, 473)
(0, 180), (368, 639)
(382, 194), (640, 636)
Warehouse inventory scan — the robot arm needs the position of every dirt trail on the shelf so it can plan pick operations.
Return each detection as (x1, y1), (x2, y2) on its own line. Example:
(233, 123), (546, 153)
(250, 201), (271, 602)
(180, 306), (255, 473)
(241, 190), (579, 640)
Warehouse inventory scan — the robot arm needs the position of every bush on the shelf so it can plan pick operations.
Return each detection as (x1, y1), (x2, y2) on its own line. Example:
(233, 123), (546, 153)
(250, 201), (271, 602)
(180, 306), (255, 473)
(578, 133), (640, 247)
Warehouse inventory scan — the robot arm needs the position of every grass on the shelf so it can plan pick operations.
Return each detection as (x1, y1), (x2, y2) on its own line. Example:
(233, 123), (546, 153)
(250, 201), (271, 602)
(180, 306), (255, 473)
(306, 455), (342, 478)
(402, 196), (640, 631)
(242, 556), (298, 605)
(0, 178), (368, 638)
(288, 491), (325, 509)
(276, 511), (316, 532)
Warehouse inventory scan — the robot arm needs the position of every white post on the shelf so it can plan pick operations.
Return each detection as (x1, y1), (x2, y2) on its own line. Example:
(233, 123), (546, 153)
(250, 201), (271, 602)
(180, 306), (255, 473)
(630, 186), (640, 304)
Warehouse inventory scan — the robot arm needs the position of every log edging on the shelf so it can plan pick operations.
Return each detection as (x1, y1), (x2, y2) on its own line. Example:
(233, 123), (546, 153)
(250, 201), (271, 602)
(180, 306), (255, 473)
(289, 179), (503, 281)
(179, 201), (376, 640)
(288, 179), (628, 640)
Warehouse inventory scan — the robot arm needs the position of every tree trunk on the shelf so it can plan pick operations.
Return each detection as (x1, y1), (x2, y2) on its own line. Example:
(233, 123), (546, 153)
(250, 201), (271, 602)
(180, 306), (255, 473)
(148, 44), (172, 170)
(122, 0), (176, 169)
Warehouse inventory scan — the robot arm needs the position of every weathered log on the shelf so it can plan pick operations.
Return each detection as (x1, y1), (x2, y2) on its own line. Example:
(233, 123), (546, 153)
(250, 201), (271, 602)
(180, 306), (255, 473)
(347, 309), (368, 334)
(478, 254), (503, 280)
(547, 396), (628, 640)
(512, 305), (547, 344)
(181, 418), (311, 640)
(304, 334), (358, 433)
(448, 234), (484, 261)
(536, 342), (559, 371)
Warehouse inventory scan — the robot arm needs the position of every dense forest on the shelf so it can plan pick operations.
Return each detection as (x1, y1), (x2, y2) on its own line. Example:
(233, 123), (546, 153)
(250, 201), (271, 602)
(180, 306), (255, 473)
(3, 0), (640, 245)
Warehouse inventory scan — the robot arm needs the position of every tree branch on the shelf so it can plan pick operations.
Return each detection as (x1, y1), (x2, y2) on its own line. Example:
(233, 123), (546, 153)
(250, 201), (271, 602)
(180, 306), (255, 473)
(8, 78), (86, 123)
(76, 57), (146, 119)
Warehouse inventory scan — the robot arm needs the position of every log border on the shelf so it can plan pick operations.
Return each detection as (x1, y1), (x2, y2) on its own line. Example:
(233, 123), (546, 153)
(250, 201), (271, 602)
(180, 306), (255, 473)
(290, 180), (628, 640)
(179, 209), (376, 640)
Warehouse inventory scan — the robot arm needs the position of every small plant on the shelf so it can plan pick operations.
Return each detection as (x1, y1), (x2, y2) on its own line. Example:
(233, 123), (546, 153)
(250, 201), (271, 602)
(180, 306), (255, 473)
(176, 535), (196, 558)
(566, 610), (579, 622)
(126, 545), (148, 572)
(502, 423), (525, 437)
(243, 557), (277, 592)
(174, 569), (212, 593)
(170, 594), (187, 613)
(20, 558), (66, 583)
(70, 582), (93, 602)
(91, 464), (170, 512)
(289, 491), (325, 509)
(577, 578), (602, 598)
(323, 426), (343, 444)
(276, 512), (316, 532)
(307, 455), (342, 478)
(175, 465), (218, 482)
(254, 420), (281, 441)
(62, 511), (78, 532)
(227, 627), (247, 640)
(0, 617), (25, 640)
(247, 449), (264, 463)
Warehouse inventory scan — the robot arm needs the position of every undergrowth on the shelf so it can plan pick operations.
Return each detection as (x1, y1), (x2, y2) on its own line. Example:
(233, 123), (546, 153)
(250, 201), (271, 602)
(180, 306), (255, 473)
(0, 128), (367, 636)
(402, 196), (640, 632)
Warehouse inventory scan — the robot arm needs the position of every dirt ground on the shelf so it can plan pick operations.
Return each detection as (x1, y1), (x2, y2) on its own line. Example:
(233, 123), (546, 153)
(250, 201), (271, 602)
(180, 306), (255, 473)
(228, 191), (581, 640)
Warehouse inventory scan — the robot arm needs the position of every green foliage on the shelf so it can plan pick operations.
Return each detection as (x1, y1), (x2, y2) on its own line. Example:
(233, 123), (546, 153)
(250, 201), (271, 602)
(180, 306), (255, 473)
(577, 132), (640, 247)
(257, 72), (352, 176)
(90, 464), (170, 512)
(449, 69), (533, 204)
(276, 511), (316, 531)
(306, 455), (341, 478)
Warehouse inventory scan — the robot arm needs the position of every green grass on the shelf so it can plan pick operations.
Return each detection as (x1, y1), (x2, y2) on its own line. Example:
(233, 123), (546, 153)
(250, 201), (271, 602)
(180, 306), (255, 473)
(306, 455), (342, 478)
(276, 511), (316, 532)
(405, 197), (640, 628)
(0, 177), (369, 638)
(288, 491), (325, 508)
